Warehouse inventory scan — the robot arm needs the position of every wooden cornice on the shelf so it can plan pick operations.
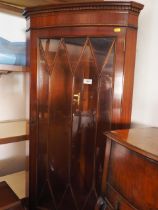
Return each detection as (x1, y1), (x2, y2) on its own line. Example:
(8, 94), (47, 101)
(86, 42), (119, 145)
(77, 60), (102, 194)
(23, 1), (144, 18)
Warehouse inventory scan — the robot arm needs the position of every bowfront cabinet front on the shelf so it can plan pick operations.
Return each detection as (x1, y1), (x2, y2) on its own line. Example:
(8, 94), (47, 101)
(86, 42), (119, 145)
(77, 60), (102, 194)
(24, 2), (143, 210)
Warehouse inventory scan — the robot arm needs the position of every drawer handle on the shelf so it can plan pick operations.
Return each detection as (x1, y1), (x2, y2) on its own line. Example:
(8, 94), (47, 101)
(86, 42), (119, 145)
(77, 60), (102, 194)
(115, 201), (120, 210)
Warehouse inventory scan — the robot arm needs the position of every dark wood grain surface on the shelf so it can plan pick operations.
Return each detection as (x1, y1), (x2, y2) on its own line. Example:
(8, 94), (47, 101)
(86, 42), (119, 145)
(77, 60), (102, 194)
(25, 2), (143, 209)
(0, 181), (24, 210)
(106, 127), (158, 161)
(103, 128), (158, 210)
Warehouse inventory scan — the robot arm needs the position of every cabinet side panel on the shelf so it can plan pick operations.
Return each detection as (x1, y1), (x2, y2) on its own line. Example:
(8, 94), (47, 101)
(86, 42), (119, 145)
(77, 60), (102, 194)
(111, 33), (125, 129)
(121, 29), (137, 127)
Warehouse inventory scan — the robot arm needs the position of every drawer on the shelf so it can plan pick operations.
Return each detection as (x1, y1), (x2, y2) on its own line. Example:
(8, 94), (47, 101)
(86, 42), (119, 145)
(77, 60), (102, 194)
(106, 184), (136, 210)
(107, 142), (158, 210)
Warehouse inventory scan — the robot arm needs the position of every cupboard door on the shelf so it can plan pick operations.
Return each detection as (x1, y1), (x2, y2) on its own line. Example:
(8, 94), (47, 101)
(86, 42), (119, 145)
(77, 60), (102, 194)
(37, 37), (115, 210)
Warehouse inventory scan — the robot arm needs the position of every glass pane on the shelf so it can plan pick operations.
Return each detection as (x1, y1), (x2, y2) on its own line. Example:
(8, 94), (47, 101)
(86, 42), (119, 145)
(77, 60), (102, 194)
(37, 37), (115, 210)
(48, 42), (73, 204)
(95, 43), (115, 192)
(41, 39), (60, 73)
(82, 191), (97, 210)
(57, 187), (78, 210)
(64, 38), (86, 71)
(99, 45), (114, 129)
(38, 40), (50, 201)
(90, 37), (115, 72)
(71, 41), (98, 208)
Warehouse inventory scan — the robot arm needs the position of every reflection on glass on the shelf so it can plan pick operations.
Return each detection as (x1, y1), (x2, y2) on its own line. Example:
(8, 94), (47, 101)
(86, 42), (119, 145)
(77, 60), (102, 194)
(96, 42), (115, 193)
(64, 38), (86, 71)
(90, 37), (114, 72)
(48, 41), (73, 203)
(37, 37), (115, 209)
(40, 39), (60, 73)
(38, 40), (50, 201)
(71, 41), (98, 207)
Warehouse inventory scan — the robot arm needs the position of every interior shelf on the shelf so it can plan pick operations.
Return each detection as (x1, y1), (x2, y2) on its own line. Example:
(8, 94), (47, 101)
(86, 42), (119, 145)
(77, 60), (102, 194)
(0, 120), (29, 144)
(0, 64), (28, 73)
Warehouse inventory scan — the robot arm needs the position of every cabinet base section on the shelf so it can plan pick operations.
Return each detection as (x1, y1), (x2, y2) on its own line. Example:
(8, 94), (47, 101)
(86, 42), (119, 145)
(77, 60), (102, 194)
(106, 184), (136, 210)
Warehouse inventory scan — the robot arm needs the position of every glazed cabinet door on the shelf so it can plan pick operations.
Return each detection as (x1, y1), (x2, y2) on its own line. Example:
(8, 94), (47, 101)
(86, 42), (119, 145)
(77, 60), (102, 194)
(36, 37), (115, 210)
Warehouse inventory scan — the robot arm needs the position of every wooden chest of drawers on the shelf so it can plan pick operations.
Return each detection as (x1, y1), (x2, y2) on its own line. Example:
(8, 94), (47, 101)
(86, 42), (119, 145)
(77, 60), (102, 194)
(101, 128), (158, 210)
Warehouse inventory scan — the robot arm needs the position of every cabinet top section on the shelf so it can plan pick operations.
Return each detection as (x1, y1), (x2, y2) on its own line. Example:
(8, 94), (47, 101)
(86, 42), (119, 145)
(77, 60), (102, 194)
(106, 128), (158, 162)
(23, 1), (143, 31)
(23, 1), (144, 18)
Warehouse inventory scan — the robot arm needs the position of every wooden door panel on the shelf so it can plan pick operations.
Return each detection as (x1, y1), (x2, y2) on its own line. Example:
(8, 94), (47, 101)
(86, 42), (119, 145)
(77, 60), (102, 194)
(71, 39), (98, 208)
(48, 41), (73, 203)
(95, 39), (115, 192)
(37, 37), (116, 210)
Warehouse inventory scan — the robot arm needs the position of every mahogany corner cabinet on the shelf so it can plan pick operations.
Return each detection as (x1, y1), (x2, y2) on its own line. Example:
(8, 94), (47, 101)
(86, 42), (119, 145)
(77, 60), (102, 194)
(23, 2), (143, 210)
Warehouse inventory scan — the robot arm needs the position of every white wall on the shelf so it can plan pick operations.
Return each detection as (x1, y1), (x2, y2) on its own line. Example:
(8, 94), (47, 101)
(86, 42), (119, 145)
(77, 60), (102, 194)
(0, 12), (29, 175)
(1, 2), (157, 126)
(0, 12), (26, 42)
(0, 12), (27, 122)
(131, 0), (158, 127)
(0, 72), (28, 121)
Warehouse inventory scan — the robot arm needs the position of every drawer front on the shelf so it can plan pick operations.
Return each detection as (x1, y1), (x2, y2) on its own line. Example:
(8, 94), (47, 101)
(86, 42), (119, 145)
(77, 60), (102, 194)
(107, 142), (158, 210)
(106, 184), (136, 210)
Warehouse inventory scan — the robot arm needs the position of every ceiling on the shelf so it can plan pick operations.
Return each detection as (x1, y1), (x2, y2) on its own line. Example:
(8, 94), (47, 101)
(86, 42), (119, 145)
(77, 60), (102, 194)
(0, 0), (129, 13)
(0, 0), (96, 13)
(0, 0), (103, 9)
(0, 0), (73, 8)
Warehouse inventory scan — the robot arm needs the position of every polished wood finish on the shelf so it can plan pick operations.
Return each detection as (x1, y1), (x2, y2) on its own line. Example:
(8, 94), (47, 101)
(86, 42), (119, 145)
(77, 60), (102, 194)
(0, 135), (28, 144)
(106, 127), (158, 161)
(102, 128), (158, 210)
(24, 2), (143, 210)
(0, 181), (24, 210)
(24, 1), (143, 30)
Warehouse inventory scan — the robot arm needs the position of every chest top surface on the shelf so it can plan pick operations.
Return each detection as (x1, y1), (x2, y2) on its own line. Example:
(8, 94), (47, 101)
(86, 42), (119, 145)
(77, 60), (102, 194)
(106, 127), (158, 161)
